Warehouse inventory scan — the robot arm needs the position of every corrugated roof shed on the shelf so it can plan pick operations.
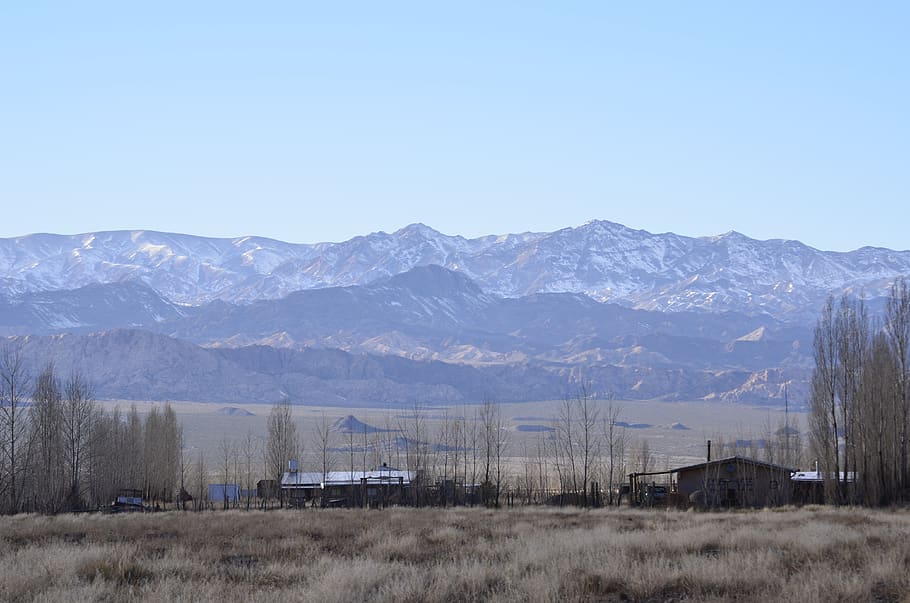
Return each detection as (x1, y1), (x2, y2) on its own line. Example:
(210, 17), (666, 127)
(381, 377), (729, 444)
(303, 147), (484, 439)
(281, 468), (415, 489)
(672, 455), (795, 474)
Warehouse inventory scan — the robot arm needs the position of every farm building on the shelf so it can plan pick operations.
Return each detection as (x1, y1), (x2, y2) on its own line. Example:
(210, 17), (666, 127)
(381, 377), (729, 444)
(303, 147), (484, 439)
(281, 462), (414, 508)
(790, 470), (856, 504)
(630, 456), (795, 508)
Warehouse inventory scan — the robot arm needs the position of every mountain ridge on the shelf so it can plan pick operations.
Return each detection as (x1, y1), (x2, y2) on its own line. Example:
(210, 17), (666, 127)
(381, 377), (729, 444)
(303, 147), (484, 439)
(1, 265), (813, 404)
(2, 329), (809, 406)
(3, 220), (908, 320)
(2, 220), (903, 405)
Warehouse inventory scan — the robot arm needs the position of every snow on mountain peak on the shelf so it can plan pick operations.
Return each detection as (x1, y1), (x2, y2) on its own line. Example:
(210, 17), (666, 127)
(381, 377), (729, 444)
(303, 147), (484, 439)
(2, 221), (910, 320)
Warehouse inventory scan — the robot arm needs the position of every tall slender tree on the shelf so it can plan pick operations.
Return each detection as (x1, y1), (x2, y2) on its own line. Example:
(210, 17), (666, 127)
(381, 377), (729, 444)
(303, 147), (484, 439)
(30, 363), (64, 512)
(885, 279), (910, 491)
(266, 398), (299, 506)
(810, 297), (841, 503)
(0, 345), (30, 514)
(61, 370), (96, 509)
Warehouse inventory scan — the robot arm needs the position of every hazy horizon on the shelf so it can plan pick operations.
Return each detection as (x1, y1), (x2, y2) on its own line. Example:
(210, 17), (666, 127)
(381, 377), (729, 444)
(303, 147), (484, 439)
(1, 4), (907, 252)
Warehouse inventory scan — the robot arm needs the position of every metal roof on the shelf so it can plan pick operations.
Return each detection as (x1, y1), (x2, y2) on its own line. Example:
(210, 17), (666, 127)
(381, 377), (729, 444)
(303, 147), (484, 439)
(671, 455), (796, 475)
(281, 468), (415, 489)
(791, 470), (856, 482)
(281, 472), (324, 488)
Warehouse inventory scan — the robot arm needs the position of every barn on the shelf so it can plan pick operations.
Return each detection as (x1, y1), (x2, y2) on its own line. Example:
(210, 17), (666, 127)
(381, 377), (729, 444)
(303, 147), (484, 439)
(673, 456), (794, 508)
(630, 456), (795, 508)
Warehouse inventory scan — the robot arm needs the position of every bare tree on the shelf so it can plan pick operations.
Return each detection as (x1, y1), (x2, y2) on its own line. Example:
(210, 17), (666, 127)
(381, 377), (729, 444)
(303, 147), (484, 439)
(346, 417), (357, 503)
(577, 386), (600, 506)
(858, 332), (900, 504)
(398, 403), (427, 507)
(219, 436), (235, 510)
(143, 405), (163, 505)
(479, 399), (496, 505)
(194, 451), (207, 511)
(466, 404), (479, 505)
(266, 398), (299, 506)
(603, 401), (628, 505)
(886, 279), (910, 492)
(491, 402), (508, 507)
(30, 363), (65, 512)
(535, 430), (550, 502)
(177, 422), (191, 510)
(84, 406), (121, 509)
(0, 345), (30, 514)
(810, 297), (840, 503)
(241, 431), (257, 510)
(438, 410), (451, 506)
(836, 294), (867, 503)
(555, 396), (579, 501)
(125, 404), (144, 493)
(314, 413), (333, 506)
(161, 403), (181, 507)
(634, 438), (653, 474)
(478, 398), (508, 506)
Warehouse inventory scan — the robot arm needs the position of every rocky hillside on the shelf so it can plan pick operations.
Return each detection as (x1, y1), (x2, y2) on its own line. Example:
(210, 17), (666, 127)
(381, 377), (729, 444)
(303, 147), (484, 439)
(4, 330), (809, 406)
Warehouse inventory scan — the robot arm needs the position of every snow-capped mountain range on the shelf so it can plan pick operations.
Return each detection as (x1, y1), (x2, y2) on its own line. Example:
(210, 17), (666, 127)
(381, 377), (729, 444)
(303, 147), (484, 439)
(1, 220), (907, 404)
(3, 220), (908, 320)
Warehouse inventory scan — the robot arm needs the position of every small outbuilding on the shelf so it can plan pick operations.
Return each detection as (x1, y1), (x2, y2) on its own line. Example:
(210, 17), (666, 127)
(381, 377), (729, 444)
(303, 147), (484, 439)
(630, 455), (795, 508)
(673, 456), (794, 508)
(281, 462), (415, 508)
(790, 470), (856, 504)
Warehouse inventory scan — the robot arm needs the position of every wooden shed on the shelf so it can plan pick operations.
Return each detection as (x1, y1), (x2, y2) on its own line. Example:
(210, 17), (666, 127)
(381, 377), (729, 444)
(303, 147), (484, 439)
(673, 456), (794, 508)
(629, 455), (794, 508)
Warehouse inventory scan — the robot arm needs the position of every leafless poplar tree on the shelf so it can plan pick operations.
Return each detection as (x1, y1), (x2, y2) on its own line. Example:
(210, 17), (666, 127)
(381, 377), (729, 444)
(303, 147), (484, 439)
(555, 396), (578, 500)
(577, 386), (600, 506)
(886, 279), (910, 492)
(0, 345), (30, 514)
(241, 431), (257, 510)
(266, 398), (299, 506)
(857, 332), (899, 504)
(835, 295), (867, 503)
(810, 297), (841, 503)
(125, 404), (144, 492)
(219, 435), (235, 510)
(603, 401), (628, 505)
(60, 370), (96, 509)
(30, 363), (64, 512)
(478, 398), (508, 506)
(314, 413), (333, 505)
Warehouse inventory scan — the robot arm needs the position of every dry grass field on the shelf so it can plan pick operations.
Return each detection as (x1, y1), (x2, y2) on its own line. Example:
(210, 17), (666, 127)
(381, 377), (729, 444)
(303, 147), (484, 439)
(2, 505), (908, 602)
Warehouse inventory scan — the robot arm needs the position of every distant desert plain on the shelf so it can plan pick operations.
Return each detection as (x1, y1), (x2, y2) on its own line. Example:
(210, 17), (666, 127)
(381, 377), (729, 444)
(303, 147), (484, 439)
(100, 398), (808, 473)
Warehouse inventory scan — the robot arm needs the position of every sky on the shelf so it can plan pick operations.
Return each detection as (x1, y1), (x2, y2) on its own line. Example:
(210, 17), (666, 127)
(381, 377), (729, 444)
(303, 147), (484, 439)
(1, 2), (908, 251)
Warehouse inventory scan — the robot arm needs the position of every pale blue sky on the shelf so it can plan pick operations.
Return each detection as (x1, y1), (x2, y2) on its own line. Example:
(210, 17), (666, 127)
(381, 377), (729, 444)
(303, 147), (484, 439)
(1, 3), (907, 251)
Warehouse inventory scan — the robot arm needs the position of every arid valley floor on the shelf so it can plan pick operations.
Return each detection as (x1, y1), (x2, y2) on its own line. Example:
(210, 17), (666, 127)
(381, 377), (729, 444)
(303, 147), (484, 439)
(104, 398), (808, 472)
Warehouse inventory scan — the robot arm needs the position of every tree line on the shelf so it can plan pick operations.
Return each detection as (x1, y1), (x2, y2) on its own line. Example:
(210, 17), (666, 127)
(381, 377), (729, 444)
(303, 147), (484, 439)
(0, 350), (182, 514)
(810, 279), (910, 505)
(252, 393), (640, 509)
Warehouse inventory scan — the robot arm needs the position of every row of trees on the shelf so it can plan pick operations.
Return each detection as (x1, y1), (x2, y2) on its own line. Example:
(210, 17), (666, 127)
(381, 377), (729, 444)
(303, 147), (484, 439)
(0, 349), (182, 514)
(810, 280), (910, 505)
(254, 393), (643, 509)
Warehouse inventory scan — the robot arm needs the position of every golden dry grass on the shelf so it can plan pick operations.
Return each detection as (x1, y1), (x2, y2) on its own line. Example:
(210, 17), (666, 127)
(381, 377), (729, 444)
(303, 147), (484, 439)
(2, 505), (909, 602)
